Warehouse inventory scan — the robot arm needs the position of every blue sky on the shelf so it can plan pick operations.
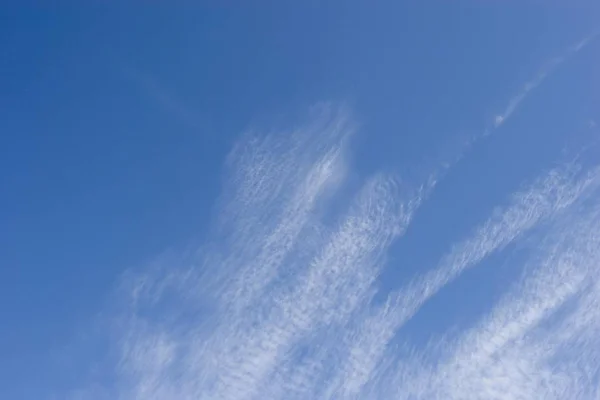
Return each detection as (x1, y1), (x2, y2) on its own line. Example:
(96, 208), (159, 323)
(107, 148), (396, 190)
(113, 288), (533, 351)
(1, 2), (600, 399)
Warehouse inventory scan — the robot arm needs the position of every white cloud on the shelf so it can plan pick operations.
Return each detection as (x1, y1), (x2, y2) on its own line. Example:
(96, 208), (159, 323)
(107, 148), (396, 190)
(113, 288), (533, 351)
(72, 101), (600, 400)
(492, 32), (598, 129)
(426, 195), (600, 400)
(494, 115), (504, 127)
(70, 32), (600, 396)
(89, 105), (427, 400)
(291, 162), (600, 400)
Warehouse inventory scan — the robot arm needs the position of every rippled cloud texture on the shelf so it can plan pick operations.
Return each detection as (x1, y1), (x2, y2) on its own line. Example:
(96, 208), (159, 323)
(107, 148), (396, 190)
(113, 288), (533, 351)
(74, 40), (600, 400)
(76, 102), (600, 400)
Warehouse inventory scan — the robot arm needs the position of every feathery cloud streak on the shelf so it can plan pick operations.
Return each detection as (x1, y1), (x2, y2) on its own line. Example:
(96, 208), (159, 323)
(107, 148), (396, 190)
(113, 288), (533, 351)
(79, 102), (600, 400)
(493, 32), (598, 129)
(73, 33), (600, 399)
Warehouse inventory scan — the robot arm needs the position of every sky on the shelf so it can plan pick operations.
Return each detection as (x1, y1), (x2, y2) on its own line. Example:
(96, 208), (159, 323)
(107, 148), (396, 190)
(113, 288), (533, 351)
(1, 2), (600, 400)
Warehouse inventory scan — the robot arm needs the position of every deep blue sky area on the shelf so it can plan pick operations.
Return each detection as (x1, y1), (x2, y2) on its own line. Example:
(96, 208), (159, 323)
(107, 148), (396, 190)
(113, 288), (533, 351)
(1, 2), (599, 398)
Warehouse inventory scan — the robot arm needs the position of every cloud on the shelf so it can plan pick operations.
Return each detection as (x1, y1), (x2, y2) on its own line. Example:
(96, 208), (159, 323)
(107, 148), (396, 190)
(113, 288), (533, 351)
(283, 161), (600, 400)
(425, 32), (598, 179)
(68, 31), (600, 398)
(353, 166), (600, 400)
(68, 99), (600, 400)
(422, 190), (600, 400)
(493, 32), (598, 129)
(87, 104), (427, 400)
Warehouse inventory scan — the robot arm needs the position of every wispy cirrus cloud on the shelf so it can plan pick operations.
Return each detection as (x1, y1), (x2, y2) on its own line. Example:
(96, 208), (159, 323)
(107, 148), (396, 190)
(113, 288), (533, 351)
(493, 32), (598, 129)
(388, 183), (600, 400)
(72, 35), (600, 400)
(97, 104), (426, 400)
(80, 105), (600, 400)
(250, 159), (599, 400)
